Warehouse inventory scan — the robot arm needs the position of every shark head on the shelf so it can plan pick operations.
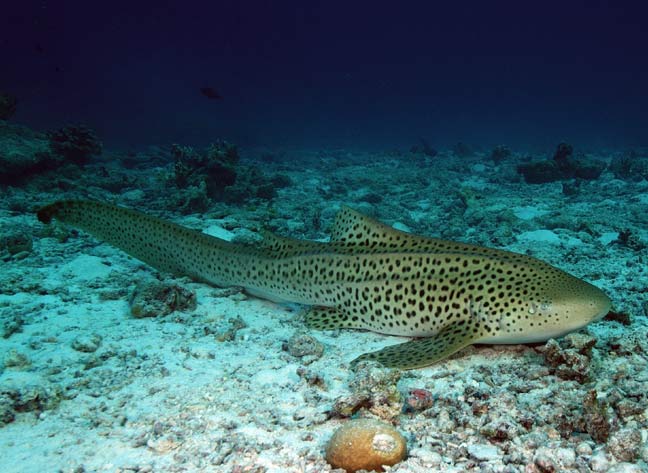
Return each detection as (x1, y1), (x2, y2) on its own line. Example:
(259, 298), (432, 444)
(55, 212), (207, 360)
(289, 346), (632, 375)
(534, 274), (611, 338)
(482, 262), (611, 344)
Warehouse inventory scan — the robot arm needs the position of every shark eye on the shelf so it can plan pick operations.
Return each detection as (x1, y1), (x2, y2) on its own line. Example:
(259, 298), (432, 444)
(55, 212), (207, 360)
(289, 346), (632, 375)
(529, 301), (551, 315)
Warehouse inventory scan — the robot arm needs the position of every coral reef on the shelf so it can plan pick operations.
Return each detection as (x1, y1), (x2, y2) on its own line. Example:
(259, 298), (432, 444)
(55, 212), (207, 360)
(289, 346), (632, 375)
(325, 418), (407, 472)
(47, 125), (102, 165)
(172, 141), (238, 200)
(517, 142), (606, 183)
(171, 141), (289, 209)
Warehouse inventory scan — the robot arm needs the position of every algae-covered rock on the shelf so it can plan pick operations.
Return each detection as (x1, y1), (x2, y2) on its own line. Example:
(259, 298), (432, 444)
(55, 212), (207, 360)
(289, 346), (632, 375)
(212, 315), (247, 342)
(285, 331), (324, 359)
(540, 334), (596, 383)
(0, 378), (63, 425)
(129, 279), (197, 318)
(71, 333), (103, 353)
(583, 390), (612, 443)
(0, 394), (16, 425)
(3, 349), (31, 369)
(331, 361), (402, 421)
(0, 229), (33, 258)
(404, 387), (434, 412)
(607, 428), (642, 462)
(1, 312), (24, 339)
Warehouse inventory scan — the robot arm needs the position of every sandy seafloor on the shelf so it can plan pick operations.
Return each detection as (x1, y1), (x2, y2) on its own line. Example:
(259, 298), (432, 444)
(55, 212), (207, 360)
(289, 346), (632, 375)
(1, 139), (648, 473)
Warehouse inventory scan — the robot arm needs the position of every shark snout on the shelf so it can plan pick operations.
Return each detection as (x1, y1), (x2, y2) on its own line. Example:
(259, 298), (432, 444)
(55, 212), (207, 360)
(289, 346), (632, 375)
(552, 279), (611, 331)
(588, 288), (612, 322)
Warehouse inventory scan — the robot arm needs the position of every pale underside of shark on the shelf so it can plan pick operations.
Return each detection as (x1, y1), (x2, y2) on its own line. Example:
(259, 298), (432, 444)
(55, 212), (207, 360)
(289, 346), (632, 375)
(37, 200), (611, 369)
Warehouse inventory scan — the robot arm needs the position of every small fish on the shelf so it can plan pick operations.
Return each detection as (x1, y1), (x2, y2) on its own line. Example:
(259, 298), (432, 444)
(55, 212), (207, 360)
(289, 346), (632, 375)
(200, 87), (222, 100)
(37, 201), (611, 369)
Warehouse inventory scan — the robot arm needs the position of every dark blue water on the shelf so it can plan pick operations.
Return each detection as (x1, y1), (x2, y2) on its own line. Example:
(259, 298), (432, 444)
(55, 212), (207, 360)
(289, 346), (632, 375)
(2, 0), (647, 151)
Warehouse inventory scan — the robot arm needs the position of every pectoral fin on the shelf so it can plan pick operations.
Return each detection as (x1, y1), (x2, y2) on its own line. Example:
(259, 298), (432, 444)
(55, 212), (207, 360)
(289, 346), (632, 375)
(351, 321), (478, 369)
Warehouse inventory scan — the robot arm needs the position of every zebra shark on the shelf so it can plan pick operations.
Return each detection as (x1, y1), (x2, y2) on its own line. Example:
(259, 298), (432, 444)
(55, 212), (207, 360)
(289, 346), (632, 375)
(37, 200), (611, 369)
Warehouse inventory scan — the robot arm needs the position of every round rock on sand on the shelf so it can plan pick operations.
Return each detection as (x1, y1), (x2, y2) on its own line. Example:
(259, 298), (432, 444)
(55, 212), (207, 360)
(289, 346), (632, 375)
(325, 418), (407, 472)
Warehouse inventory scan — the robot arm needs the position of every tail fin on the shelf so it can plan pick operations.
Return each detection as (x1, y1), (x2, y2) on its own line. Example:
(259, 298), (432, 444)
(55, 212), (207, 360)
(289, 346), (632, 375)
(37, 201), (71, 224)
(36, 200), (237, 284)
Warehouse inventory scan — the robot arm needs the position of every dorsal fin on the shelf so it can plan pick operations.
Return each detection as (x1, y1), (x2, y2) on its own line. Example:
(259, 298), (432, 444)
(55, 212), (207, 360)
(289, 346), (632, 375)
(331, 206), (401, 243)
(330, 206), (529, 261)
(331, 206), (443, 251)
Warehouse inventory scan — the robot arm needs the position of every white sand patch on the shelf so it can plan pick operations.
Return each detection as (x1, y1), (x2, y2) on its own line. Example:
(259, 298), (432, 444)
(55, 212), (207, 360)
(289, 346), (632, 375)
(51, 254), (114, 282)
(513, 205), (549, 220)
(516, 229), (561, 245)
(598, 232), (619, 245)
(203, 224), (236, 241)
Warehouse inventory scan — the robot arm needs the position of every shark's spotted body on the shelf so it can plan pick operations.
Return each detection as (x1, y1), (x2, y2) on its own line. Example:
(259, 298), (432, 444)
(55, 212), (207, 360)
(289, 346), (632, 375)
(37, 200), (611, 369)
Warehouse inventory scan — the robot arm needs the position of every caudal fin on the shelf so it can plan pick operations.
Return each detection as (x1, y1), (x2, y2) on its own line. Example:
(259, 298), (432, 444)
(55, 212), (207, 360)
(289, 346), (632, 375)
(36, 200), (238, 285)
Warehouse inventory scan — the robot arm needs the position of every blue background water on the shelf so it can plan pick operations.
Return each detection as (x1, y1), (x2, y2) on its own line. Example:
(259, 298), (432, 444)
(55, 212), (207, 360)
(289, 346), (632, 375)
(2, 0), (647, 151)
